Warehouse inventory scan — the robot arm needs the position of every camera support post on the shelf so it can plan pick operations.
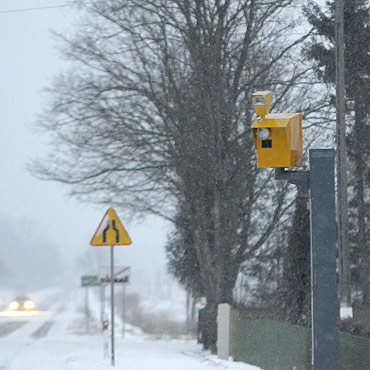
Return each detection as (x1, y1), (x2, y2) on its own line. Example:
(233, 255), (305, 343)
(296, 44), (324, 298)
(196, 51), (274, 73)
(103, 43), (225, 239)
(275, 149), (338, 370)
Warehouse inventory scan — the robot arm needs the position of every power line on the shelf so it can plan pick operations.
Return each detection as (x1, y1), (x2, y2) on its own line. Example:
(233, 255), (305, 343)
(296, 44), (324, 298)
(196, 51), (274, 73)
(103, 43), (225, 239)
(0, 3), (72, 14)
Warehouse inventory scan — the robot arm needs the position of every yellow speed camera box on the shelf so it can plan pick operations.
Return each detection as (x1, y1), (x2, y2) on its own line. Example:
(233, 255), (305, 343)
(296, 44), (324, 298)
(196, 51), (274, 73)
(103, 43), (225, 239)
(251, 112), (303, 168)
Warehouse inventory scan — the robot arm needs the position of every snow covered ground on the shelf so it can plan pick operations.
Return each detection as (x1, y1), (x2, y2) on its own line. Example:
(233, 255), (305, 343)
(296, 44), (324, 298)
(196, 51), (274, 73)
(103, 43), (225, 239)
(0, 286), (262, 370)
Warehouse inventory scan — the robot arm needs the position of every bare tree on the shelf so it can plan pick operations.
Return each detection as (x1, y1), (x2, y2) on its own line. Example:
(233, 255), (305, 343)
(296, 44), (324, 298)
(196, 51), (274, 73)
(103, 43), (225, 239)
(32, 0), (321, 350)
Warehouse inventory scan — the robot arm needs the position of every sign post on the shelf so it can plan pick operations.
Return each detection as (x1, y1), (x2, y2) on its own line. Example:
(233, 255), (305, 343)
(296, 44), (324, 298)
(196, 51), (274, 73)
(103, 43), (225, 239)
(91, 207), (132, 367)
(100, 265), (130, 339)
(110, 245), (115, 366)
(100, 284), (106, 325)
(86, 284), (90, 333)
(122, 282), (127, 338)
(81, 275), (99, 333)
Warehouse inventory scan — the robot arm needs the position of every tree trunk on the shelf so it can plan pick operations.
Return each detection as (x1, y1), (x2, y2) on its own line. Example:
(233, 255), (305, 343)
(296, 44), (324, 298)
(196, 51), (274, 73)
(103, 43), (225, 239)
(201, 302), (218, 353)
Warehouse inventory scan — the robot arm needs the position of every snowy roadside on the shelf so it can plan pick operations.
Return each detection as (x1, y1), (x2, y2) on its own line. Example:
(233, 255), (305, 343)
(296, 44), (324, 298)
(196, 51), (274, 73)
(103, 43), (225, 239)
(64, 335), (263, 370)
(65, 287), (263, 370)
(0, 286), (263, 370)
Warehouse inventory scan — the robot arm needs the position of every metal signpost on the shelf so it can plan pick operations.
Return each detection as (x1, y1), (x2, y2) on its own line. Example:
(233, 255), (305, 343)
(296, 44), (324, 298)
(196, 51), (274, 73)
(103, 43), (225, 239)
(100, 283), (106, 324)
(122, 282), (127, 338)
(91, 208), (132, 367)
(100, 266), (130, 338)
(81, 275), (99, 333)
(86, 283), (90, 333)
(99, 266), (130, 330)
(251, 92), (338, 370)
(110, 245), (115, 366)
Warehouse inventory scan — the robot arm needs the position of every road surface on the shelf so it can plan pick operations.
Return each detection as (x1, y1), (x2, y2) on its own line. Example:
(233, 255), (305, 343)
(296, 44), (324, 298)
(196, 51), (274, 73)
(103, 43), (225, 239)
(0, 288), (261, 370)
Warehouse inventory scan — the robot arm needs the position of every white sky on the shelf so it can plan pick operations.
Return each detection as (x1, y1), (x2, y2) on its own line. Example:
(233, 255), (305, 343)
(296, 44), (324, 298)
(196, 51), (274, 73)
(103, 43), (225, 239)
(0, 0), (171, 288)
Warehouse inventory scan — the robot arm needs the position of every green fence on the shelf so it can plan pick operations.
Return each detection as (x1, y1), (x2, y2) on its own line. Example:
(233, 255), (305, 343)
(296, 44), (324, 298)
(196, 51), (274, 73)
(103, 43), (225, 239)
(338, 332), (370, 369)
(230, 309), (370, 370)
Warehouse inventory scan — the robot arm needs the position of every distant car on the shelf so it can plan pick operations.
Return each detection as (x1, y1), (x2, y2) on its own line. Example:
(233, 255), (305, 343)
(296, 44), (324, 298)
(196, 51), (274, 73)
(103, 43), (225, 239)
(8, 295), (34, 311)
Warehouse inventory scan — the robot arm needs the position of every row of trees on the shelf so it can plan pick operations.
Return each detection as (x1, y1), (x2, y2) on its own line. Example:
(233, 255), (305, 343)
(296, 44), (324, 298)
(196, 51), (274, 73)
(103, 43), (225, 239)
(239, 0), (370, 325)
(237, 0), (370, 322)
(304, 0), (370, 307)
(32, 0), (370, 349)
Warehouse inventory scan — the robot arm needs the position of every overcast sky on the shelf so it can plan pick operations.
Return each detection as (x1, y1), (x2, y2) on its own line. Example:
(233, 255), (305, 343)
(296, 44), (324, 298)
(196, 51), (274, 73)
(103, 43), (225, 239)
(0, 0), (171, 291)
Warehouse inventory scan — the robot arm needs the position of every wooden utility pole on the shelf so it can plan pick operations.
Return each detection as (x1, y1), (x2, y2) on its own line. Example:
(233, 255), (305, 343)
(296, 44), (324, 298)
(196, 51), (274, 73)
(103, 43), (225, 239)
(335, 0), (352, 314)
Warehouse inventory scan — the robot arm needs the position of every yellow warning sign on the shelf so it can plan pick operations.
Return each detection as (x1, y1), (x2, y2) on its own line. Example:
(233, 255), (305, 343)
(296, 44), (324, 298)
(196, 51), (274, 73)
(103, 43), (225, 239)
(90, 207), (132, 246)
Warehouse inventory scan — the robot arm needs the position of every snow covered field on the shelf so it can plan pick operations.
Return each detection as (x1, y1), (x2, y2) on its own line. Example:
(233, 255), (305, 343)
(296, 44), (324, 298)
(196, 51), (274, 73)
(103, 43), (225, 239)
(0, 287), (262, 370)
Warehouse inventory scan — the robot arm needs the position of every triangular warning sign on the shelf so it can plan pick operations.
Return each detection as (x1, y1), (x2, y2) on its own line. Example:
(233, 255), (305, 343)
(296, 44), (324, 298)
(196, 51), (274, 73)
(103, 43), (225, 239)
(91, 207), (132, 246)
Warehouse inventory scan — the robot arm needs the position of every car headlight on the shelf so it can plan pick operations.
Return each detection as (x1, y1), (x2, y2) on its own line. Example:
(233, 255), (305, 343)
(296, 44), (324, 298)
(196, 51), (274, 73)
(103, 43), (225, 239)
(9, 301), (19, 310)
(23, 301), (34, 310)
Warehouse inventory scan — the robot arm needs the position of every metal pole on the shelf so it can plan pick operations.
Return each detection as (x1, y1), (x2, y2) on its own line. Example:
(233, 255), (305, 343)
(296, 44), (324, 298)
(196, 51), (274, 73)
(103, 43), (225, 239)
(100, 284), (104, 325)
(86, 286), (90, 333)
(110, 245), (115, 366)
(335, 0), (352, 312)
(122, 283), (126, 338)
(274, 149), (338, 369)
(309, 149), (338, 370)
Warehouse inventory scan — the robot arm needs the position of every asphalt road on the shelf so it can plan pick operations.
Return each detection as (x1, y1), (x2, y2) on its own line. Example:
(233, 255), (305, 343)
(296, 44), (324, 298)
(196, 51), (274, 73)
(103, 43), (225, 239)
(0, 292), (69, 370)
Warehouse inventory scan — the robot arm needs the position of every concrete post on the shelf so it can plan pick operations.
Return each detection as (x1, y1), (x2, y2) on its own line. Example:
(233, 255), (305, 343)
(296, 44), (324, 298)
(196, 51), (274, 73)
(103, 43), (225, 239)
(217, 303), (231, 360)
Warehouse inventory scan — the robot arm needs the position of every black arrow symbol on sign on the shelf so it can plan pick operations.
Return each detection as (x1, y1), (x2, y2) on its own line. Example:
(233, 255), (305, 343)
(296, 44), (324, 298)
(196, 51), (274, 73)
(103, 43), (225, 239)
(102, 222), (110, 243)
(102, 219), (120, 243)
(112, 220), (120, 243)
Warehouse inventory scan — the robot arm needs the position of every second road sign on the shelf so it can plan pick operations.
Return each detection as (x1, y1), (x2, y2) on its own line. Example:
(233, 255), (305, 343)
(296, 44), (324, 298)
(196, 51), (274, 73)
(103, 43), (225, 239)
(91, 207), (132, 246)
